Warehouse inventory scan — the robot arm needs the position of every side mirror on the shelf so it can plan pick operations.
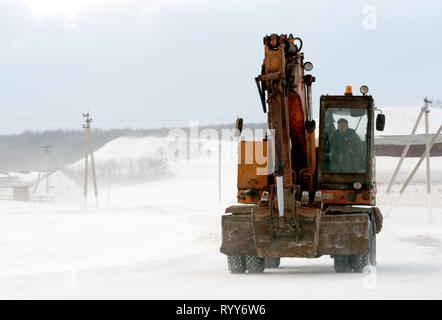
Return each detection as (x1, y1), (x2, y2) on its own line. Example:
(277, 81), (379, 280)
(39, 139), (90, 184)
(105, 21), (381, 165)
(376, 114), (385, 131)
(234, 117), (243, 137)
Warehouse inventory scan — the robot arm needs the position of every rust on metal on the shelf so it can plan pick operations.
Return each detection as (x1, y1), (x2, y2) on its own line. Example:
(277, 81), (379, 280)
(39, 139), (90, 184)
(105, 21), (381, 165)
(220, 210), (372, 257)
(317, 214), (370, 255)
(225, 205), (256, 215)
(320, 189), (376, 205)
(251, 206), (322, 258)
(372, 207), (383, 234)
(220, 214), (256, 256)
(237, 141), (268, 204)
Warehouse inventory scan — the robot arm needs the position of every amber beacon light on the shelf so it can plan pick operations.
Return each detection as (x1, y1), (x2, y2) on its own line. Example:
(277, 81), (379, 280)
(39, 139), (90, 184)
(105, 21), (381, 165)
(344, 85), (353, 96)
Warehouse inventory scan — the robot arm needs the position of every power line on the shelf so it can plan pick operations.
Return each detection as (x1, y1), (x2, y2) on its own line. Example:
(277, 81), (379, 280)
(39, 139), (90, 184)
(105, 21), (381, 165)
(0, 80), (78, 116)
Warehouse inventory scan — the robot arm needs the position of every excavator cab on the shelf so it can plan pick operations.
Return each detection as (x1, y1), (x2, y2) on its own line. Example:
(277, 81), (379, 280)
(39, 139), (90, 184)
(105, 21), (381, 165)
(318, 90), (377, 206)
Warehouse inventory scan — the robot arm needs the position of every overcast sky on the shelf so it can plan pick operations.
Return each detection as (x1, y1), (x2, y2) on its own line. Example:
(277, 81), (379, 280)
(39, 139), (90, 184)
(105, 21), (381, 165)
(0, 0), (441, 133)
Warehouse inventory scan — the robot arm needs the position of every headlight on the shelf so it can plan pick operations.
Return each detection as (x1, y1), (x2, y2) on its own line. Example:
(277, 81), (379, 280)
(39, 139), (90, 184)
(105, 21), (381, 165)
(353, 181), (362, 190)
(303, 62), (313, 72)
(360, 85), (369, 95)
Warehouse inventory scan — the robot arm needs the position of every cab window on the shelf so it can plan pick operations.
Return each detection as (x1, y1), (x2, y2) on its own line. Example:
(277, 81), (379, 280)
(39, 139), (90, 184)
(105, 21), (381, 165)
(323, 108), (367, 173)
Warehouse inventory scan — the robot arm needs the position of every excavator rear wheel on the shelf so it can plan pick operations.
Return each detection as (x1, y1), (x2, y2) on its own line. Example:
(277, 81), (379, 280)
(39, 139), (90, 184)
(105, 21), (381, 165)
(352, 254), (369, 273)
(245, 255), (265, 274)
(265, 257), (281, 269)
(227, 256), (246, 274)
(352, 218), (376, 273)
(334, 216), (377, 273)
(333, 255), (353, 273)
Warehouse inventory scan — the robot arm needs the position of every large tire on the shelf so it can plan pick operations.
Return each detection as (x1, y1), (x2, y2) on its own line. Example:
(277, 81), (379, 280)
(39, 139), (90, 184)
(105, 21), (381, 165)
(369, 212), (377, 266)
(333, 213), (377, 273)
(334, 255), (353, 273)
(245, 255), (265, 274)
(351, 253), (369, 273)
(265, 257), (281, 269)
(227, 256), (246, 274)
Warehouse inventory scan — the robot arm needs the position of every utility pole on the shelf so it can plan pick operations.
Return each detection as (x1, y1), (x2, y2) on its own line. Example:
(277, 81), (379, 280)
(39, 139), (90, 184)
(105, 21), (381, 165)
(387, 98), (433, 193)
(424, 98), (432, 222)
(218, 135), (222, 203)
(400, 124), (442, 193)
(41, 145), (52, 195)
(107, 171), (111, 206)
(424, 97), (431, 193)
(83, 115), (89, 207)
(386, 108), (424, 193)
(83, 113), (99, 208)
(32, 171), (41, 195)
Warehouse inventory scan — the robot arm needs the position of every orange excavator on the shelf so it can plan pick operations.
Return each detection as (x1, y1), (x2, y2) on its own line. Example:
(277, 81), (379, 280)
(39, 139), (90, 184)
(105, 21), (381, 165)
(220, 34), (385, 273)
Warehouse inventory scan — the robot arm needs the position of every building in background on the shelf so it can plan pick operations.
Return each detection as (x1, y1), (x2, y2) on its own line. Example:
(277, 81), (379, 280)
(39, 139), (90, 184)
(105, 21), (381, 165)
(0, 170), (82, 203)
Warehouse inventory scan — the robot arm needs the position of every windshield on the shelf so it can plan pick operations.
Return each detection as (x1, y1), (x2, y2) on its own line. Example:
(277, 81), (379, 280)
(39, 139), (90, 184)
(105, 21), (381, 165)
(323, 108), (367, 173)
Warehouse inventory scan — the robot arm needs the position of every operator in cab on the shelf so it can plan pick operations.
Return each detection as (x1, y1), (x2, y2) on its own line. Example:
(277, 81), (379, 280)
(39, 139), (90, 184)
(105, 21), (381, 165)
(327, 118), (364, 172)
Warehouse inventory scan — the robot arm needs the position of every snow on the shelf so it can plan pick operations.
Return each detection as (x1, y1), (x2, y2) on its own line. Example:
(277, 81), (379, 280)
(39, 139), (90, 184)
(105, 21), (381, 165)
(89, 136), (169, 162)
(379, 105), (442, 136)
(1, 115), (442, 299)
(376, 156), (442, 187)
(0, 195), (441, 299)
(0, 171), (40, 185)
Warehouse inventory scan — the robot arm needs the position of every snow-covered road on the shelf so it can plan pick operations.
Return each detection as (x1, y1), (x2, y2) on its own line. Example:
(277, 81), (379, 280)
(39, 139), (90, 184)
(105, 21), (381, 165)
(0, 201), (441, 299)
